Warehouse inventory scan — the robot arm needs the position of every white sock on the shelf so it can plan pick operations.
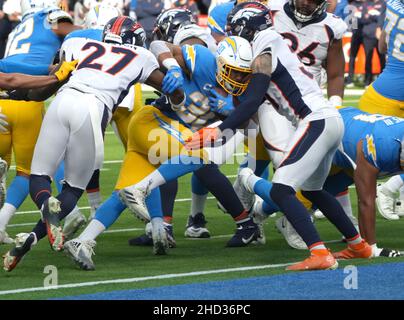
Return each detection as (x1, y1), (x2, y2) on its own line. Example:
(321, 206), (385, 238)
(246, 174), (261, 192)
(336, 191), (357, 226)
(79, 219), (105, 242)
(151, 217), (163, 228)
(0, 203), (17, 231)
(190, 193), (208, 217)
(371, 243), (382, 257)
(87, 191), (102, 209)
(383, 175), (404, 195)
(135, 170), (166, 190)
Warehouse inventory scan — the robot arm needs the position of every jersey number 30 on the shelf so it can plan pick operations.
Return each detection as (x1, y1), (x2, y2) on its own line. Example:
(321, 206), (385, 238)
(77, 42), (137, 75)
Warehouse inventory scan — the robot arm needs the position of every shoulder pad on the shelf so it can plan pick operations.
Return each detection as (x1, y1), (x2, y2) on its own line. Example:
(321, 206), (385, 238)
(47, 9), (73, 25)
(324, 13), (347, 40)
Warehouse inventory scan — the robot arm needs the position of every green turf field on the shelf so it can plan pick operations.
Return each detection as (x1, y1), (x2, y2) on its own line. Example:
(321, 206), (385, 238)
(1, 93), (404, 300)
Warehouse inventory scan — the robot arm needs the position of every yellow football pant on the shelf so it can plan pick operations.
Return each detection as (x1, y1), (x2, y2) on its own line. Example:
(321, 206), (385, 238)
(0, 100), (44, 175)
(359, 84), (404, 117)
(115, 106), (208, 190)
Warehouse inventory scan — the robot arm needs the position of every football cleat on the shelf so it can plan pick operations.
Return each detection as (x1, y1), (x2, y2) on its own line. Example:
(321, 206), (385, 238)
(275, 215), (308, 250)
(313, 209), (326, 219)
(3, 232), (36, 272)
(119, 186), (151, 223)
(394, 200), (404, 217)
(226, 218), (259, 247)
(376, 185), (399, 220)
(234, 167), (256, 211)
(63, 208), (87, 240)
(249, 197), (269, 225)
(128, 233), (153, 246)
(379, 248), (401, 258)
(151, 219), (169, 255)
(0, 230), (14, 245)
(0, 158), (7, 209)
(286, 250), (338, 271)
(64, 238), (96, 271)
(41, 196), (64, 251)
(332, 240), (373, 260)
(184, 212), (210, 238)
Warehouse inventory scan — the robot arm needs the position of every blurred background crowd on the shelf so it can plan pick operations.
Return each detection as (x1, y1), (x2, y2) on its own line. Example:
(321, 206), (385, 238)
(0, 0), (387, 87)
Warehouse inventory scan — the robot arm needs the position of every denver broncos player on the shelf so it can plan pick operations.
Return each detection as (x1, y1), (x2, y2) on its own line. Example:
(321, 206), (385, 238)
(63, 37), (258, 270)
(0, 0), (80, 245)
(361, 0), (404, 221)
(241, 106), (404, 258)
(187, 3), (372, 271)
(2, 16), (184, 272)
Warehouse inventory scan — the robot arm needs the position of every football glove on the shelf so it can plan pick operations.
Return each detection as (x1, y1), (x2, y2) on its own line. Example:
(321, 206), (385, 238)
(151, 95), (172, 112)
(0, 113), (9, 133)
(162, 66), (184, 94)
(207, 88), (235, 117)
(54, 60), (78, 82)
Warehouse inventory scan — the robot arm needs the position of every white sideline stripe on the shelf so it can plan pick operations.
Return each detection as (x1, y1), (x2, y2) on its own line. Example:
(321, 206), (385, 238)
(103, 227), (143, 234)
(0, 262), (295, 296)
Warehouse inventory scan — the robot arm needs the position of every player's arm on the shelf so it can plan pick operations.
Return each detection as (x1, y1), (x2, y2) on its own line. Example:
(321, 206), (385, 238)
(145, 68), (185, 110)
(3, 60), (77, 101)
(185, 53), (272, 150)
(0, 73), (59, 90)
(353, 140), (379, 246)
(378, 30), (387, 54)
(326, 38), (345, 105)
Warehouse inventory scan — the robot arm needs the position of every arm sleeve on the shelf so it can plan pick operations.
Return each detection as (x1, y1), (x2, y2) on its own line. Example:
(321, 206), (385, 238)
(218, 73), (271, 131)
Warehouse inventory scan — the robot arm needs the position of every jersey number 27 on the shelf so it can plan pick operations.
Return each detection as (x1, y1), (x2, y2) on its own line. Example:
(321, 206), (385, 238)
(77, 42), (137, 75)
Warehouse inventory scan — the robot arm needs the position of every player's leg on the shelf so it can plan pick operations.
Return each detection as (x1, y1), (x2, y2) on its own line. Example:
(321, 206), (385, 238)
(0, 106), (12, 244)
(0, 101), (43, 244)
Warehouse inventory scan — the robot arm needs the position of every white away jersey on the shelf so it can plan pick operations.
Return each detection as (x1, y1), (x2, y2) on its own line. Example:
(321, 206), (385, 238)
(59, 38), (158, 111)
(173, 24), (218, 53)
(252, 28), (337, 125)
(271, 1), (347, 84)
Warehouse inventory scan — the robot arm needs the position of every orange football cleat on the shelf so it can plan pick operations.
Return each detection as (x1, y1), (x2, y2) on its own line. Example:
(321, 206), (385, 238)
(332, 240), (373, 260)
(286, 249), (338, 271)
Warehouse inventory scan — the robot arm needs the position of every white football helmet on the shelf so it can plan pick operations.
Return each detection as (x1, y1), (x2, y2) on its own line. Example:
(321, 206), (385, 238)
(85, 4), (122, 29)
(20, 0), (60, 17)
(216, 36), (253, 96)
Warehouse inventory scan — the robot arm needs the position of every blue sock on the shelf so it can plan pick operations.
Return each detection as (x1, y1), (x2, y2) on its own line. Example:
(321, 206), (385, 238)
(95, 191), (126, 229)
(6, 175), (29, 208)
(253, 179), (280, 214)
(400, 174), (404, 183)
(158, 155), (204, 182)
(54, 162), (65, 193)
(256, 160), (270, 179)
(146, 187), (163, 219)
(191, 173), (208, 195)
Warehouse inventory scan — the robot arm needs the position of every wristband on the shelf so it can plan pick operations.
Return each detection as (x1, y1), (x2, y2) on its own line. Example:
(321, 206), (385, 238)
(329, 95), (343, 108)
(163, 58), (180, 70)
(169, 93), (186, 111)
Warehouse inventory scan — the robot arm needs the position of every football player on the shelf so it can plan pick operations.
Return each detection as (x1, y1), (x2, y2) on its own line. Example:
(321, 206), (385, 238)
(360, 0), (404, 221)
(0, 0), (80, 244)
(186, 3), (372, 271)
(63, 37), (259, 270)
(241, 105), (404, 258)
(57, 3), (124, 238)
(2, 16), (185, 272)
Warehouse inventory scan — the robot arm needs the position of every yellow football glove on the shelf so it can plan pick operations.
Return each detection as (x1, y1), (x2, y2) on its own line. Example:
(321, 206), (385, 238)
(54, 60), (78, 82)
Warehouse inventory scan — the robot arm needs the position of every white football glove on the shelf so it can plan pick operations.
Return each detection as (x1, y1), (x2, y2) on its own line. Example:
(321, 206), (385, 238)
(0, 113), (9, 133)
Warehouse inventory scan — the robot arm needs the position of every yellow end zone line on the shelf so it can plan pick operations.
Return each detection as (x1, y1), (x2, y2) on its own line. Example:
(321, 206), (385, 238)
(0, 262), (296, 296)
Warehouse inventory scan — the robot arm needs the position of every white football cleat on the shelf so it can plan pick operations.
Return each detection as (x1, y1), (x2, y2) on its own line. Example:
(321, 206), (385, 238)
(376, 185), (399, 220)
(249, 197), (269, 225)
(64, 238), (96, 271)
(151, 219), (169, 255)
(275, 215), (308, 250)
(395, 200), (404, 217)
(119, 186), (151, 223)
(0, 158), (7, 209)
(0, 230), (14, 244)
(63, 208), (87, 240)
(234, 168), (256, 211)
(313, 209), (326, 219)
